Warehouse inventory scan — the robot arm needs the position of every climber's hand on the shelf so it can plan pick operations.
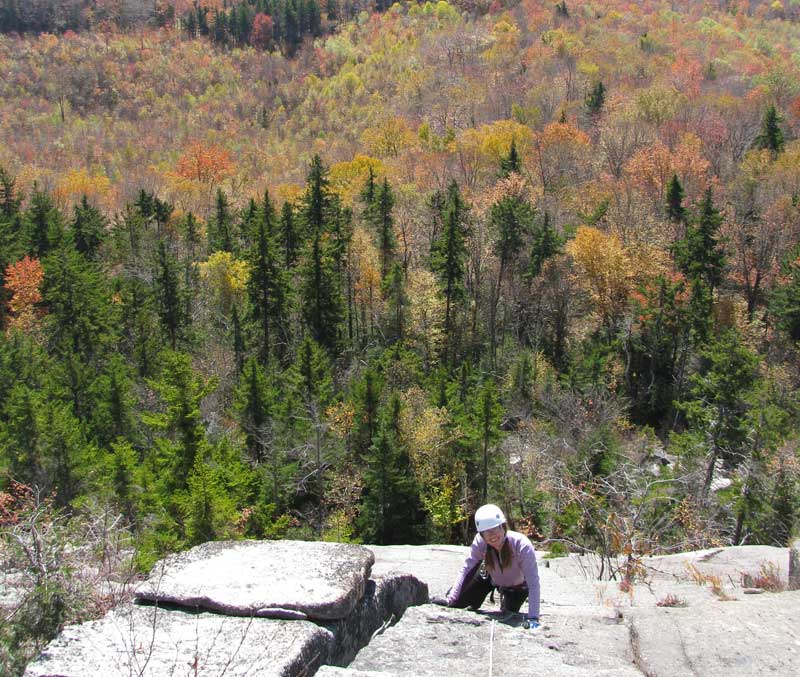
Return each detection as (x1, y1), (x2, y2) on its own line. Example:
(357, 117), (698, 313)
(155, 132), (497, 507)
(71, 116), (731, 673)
(524, 618), (540, 631)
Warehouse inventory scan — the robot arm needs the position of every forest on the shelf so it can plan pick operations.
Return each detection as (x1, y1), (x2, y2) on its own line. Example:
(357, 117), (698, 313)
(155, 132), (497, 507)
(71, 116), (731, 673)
(2, 0), (800, 671)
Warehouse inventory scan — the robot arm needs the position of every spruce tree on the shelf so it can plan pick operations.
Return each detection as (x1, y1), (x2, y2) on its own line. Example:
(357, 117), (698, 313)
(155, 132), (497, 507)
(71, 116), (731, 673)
(374, 178), (397, 281)
(247, 191), (288, 363)
(430, 181), (469, 365)
(585, 80), (606, 116)
(358, 394), (421, 545)
(299, 156), (344, 353)
(665, 174), (685, 224)
(754, 104), (785, 155)
(71, 195), (106, 260)
(499, 138), (522, 177)
(153, 240), (186, 350)
(528, 212), (562, 279)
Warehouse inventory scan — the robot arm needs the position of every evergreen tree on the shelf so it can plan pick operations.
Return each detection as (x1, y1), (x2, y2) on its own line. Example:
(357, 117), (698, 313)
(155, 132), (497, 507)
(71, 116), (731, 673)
(754, 104), (785, 155)
(499, 138), (522, 177)
(235, 356), (274, 463)
(70, 195), (106, 260)
(665, 174), (686, 224)
(527, 212), (562, 279)
(358, 394), (421, 544)
(280, 200), (299, 268)
(470, 379), (503, 503)
(25, 185), (63, 258)
(769, 245), (800, 341)
(382, 262), (407, 343)
(374, 178), (397, 281)
(42, 246), (113, 359)
(585, 80), (606, 115)
(247, 191), (289, 363)
(142, 350), (215, 490)
(299, 156), (344, 353)
(209, 188), (234, 253)
(153, 240), (187, 349)
(0, 165), (22, 219)
(351, 367), (383, 460)
(673, 188), (726, 339)
(430, 181), (469, 365)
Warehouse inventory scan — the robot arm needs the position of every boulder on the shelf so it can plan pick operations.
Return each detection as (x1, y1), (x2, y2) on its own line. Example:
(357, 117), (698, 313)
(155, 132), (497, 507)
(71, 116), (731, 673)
(24, 602), (334, 677)
(628, 591), (800, 676)
(135, 539), (374, 621)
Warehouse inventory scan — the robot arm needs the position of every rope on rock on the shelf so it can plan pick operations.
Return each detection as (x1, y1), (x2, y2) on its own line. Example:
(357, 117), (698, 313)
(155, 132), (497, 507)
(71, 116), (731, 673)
(488, 619), (496, 677)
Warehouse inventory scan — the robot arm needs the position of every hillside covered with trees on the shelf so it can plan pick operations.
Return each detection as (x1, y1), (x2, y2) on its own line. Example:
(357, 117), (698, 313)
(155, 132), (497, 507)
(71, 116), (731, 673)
(2, 0), (800, 670)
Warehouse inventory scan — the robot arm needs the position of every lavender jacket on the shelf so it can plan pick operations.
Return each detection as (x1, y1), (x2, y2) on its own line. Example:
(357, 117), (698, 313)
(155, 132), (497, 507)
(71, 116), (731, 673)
(447, 530), (541, 620)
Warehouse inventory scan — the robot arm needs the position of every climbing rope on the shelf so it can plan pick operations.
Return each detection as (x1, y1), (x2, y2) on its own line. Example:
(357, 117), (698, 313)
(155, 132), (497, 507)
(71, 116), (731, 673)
(488, 619), (496, 677)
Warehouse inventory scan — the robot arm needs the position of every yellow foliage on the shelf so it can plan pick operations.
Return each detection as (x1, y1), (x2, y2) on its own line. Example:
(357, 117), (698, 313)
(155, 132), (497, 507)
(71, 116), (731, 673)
(405, 268), (445, 365)
(197, 251), (250, 315)
(55, 168), (113, 208)
(360, 116), (417, 158)
(329, 155), (386, 207)
(566, 226), (635, 325)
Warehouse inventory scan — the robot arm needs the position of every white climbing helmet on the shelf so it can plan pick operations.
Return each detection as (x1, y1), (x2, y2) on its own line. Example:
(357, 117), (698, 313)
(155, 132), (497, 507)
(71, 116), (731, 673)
(475, 504), (506, 532)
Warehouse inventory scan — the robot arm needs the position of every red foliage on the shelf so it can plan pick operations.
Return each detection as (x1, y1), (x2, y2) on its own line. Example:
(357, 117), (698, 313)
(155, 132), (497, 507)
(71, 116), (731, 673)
(251, 13), (274, 51)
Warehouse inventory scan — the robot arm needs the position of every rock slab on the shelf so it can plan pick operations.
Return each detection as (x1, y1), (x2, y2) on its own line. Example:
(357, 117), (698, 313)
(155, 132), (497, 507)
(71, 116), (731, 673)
(24, 602), (334, 677)
(135, 539), (375, 621)
(629, 590), (800, 677)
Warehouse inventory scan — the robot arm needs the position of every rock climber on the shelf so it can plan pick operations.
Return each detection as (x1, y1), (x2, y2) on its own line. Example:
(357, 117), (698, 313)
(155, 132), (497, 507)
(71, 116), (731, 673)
(436, 504), (541, 631)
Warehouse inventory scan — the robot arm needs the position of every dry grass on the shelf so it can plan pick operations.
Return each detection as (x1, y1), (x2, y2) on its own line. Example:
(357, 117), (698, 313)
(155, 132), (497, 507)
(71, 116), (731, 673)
(740, 562), (785, 592)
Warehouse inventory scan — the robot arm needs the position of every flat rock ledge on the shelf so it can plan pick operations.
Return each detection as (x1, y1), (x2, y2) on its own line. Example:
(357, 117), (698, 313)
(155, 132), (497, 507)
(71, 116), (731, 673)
(25, 540), (428, 677)
(136, 539), (375, 621)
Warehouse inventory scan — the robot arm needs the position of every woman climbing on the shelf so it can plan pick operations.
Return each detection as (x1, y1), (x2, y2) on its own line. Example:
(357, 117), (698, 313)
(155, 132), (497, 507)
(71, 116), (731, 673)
(439, 504), (541, 630)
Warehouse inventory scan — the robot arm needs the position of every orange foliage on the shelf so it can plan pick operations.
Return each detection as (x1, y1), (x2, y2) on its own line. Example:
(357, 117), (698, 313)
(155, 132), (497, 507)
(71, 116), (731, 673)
(175, 142), (234, 187)
(4, 255), (45, 332)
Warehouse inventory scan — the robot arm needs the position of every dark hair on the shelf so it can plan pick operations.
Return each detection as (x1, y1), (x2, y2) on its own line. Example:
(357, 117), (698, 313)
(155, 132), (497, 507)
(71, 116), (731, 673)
(483, 524), (512, 572)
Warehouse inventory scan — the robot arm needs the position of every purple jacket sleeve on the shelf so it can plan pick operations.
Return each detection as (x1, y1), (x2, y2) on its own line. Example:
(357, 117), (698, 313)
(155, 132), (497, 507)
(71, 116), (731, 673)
(446, 534), (487, 605)
(516, 536), (540, 620)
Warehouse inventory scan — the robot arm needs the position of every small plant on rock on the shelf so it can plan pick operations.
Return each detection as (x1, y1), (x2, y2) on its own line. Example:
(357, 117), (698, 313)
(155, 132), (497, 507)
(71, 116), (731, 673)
(656, 593), (688, 607)
(740, 562), (785, 592)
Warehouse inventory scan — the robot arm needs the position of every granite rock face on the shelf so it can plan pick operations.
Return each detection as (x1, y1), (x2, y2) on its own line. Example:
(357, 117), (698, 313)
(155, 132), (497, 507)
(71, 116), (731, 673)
(135, 539), (375, 620)
(24, 602), (334, 677)
(628, 591), (800, 676)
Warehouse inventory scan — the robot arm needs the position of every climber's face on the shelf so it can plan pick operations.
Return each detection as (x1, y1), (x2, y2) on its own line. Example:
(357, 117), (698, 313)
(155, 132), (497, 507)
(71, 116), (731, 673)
(481, 524), (506, 550)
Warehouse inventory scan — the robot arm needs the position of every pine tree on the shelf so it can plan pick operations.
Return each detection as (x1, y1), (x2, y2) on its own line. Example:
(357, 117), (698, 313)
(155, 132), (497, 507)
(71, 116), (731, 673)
(358, 394), (421, 545)
(528, 212), (562, 278)
(585, 80), (606, 115)
(769, 246), (800, 341)
(70, 195), (106, 260)
(665, 174), (685, 224)
(673, 188), (726, 339)
(280, 200), (299, 268)
(299, 156), (344, 353)
(210, 188), (233, 253)
(374, 178), (397, 281)
(153, 240), (186, 350)
(382, 262), (407, 343)
(235, 356), (274, 463)
(754, 104), (785, 155)
(247, 191), (289, 363)
(430, 181), (469, 365)
(142, 351), (216, 489)
(42, 246), (113, 359)
(25, 184), (63, 258)
(499, 138), (522, 177)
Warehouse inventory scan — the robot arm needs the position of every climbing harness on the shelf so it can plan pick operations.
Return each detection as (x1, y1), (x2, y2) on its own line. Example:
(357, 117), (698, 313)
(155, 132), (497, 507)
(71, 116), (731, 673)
(488, 618), (496, 677)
